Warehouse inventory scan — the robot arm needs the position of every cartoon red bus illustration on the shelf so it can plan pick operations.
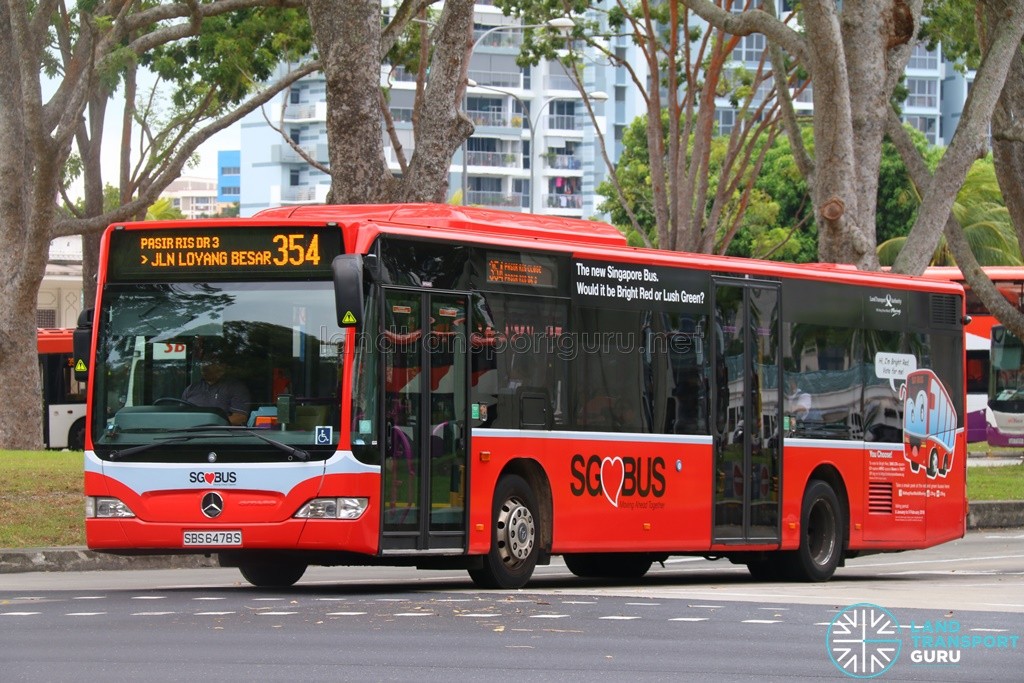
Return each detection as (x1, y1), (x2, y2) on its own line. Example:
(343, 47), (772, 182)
(901, 369), (957, 478)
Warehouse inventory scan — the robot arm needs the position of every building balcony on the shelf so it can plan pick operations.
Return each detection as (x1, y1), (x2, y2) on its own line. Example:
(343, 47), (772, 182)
(280, 186), (319, 203)
(466, 150), (522, 168)
(543, 153), (582, 170)
(466, 191), (527, 209)
(543, 193), (583, 210)
(282, 102), (326, 122)
(272, 143), (328, 164)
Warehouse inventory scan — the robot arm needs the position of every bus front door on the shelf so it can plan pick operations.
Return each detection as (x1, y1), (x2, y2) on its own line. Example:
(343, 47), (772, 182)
(711, 278), (781, 545)
(381, 289), (469, 552)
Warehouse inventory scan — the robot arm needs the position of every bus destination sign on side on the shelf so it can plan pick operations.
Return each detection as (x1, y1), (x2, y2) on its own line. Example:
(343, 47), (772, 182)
(108, 227), (341, 281)
(486, 252), (557, 288)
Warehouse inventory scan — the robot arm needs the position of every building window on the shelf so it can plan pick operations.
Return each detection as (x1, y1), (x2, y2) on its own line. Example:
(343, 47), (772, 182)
(904, 115), (937, 145)
(908, 44), (938, 71)
(222, 186), (240, 196)
(290, 169), (301, 186)
(716, 108), (736, 136)
(732, 33), (765, 64)
(905, 78), (937, 108)
(221, 166), (240, 175)
(37, 309), (56, 328)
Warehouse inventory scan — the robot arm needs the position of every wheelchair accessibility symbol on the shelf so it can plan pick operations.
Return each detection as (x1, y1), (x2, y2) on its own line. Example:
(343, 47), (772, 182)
(315, 426), (333, 445)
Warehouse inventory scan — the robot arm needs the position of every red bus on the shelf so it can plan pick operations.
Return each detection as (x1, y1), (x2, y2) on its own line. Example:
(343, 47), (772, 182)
(37, 328), (87, 449)
(75, 204), (968, 588)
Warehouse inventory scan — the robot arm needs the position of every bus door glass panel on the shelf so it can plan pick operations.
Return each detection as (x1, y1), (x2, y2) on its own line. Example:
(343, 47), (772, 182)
(381, 289), (469, 544)
(428, 295), (468, 534)
(712, 280), (780, 543)
(382, 291), (423, 533)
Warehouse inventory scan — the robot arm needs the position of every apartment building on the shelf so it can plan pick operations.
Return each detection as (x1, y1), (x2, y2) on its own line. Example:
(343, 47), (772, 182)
(234, 3), (968, 220)
(239, 4), (609, 217)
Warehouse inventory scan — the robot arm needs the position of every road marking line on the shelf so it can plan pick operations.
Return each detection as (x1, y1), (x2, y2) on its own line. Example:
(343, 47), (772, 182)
(132, 612), (175, 616)
(669, 617), (709, 622)
(600, 615), (641, 620)
(742, 619), (781, 624)
(326, 611), (367, 616)
(1, 612), (41, 616)
(530, 614), (570, 619)
(195, 611), (236, 616)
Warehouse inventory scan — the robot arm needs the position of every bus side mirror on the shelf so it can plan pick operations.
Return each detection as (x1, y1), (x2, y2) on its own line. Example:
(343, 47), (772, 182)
(333, 254), (365, 330)
(73, 308), (94, 382)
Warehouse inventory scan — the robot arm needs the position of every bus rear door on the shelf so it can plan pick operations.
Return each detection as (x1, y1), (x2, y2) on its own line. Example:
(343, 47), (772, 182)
(711, 278), (782, 545)
(380, 289), (469, 553)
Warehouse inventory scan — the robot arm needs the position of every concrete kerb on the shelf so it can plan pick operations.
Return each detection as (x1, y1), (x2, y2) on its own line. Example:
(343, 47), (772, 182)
(1, 503), (1021, 574)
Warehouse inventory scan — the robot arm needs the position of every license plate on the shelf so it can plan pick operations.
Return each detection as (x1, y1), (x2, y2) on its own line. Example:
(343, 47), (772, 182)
(183, 530), (242, 546)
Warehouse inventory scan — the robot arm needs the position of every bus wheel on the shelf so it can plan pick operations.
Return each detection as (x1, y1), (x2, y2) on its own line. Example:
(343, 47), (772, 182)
(238, 559), (307, 588)
(927, 449), (939, 477)
(468, 474), (539, 589)
(68, 418), (86, 451)
(565, 553), (652, 579)
(790, 479), (842, 582)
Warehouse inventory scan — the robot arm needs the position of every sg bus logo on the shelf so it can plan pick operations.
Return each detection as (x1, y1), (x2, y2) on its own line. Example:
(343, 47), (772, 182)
(189, 471), (237, 485)
(569, 454), (666, 507)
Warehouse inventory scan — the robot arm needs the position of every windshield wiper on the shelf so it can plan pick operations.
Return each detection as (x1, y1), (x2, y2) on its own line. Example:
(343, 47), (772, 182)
(109, 435), (205, 461)
(108, 427), (310, 462)
(178, 426), (311, 462)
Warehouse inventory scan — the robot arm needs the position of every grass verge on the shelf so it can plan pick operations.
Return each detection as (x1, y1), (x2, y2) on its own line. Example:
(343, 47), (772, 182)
(1, 450), (83, 547)
(1, 449), (1021, 548)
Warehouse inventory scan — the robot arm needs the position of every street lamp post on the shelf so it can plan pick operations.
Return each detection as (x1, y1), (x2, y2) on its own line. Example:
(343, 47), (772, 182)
(460, 17), (576, 205)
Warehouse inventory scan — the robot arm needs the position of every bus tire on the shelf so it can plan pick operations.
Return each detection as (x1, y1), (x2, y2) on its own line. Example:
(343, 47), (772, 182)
(68, 418), (86, 451)
(564, 553), (652, 579)
(789, 479), (842, 582)
(468, 474), (539, 589)
(238, 559), (307, 588)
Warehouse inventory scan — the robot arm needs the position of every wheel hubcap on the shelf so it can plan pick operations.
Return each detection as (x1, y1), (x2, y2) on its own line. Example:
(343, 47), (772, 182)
(496, 496), (535, 566)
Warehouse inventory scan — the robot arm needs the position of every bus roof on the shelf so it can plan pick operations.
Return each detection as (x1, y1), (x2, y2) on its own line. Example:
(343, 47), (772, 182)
(37, 328), (73, 354)
(921, 266), (1024, 283)
(125, 204), (963, 296)
(253, 203), (630, 249)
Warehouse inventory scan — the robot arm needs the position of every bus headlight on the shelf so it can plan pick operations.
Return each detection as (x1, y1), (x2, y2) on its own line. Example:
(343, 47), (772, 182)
(86, 496), (136, 518)
(295, 497), (368, 520)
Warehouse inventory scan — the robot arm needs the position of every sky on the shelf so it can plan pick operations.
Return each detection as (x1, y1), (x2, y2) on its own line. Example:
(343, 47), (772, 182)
(58, 71), (241, 202)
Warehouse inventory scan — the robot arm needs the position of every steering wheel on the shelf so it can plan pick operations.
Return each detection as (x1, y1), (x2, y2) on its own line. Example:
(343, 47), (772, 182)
(154, 397), (194, 407)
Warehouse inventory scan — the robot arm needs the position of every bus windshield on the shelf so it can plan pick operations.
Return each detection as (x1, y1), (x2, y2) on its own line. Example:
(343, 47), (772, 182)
(991, 325), (1024, 405)
(91, 280), (344, 461)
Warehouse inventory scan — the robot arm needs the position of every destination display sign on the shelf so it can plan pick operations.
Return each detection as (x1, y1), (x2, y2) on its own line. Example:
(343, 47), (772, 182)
(107, 226), (342, 281)
(485, 252), (558, 288)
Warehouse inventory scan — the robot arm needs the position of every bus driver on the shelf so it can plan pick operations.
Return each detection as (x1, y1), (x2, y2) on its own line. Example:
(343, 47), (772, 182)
(182, 342), (250, 426)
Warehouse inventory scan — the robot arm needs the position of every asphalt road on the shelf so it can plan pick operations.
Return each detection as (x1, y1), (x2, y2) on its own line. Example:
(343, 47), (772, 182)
(2, 528), (1021, 681)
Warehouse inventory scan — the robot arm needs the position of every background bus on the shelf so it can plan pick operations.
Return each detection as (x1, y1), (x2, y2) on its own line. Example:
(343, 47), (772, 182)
(37, 328), (87, 449)
(77, 205), (967, 589)
(921, 267), (1024, 443)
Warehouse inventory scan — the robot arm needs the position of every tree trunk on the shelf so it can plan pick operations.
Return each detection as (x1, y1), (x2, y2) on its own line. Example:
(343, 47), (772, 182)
(310, 0), (394, 204)
(990, 10), (1024, 249)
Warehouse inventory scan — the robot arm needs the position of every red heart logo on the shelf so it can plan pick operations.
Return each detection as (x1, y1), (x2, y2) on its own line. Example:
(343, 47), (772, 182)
(600, 457), (624, 508)
(205, 473), (215, 484)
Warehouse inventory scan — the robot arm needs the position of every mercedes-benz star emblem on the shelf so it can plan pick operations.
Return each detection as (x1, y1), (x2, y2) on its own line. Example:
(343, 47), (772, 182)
(201, 492), (224, 519)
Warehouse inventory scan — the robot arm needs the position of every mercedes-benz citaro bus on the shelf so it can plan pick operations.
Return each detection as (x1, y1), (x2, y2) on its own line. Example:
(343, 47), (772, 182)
(74, 204), (968, 588)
